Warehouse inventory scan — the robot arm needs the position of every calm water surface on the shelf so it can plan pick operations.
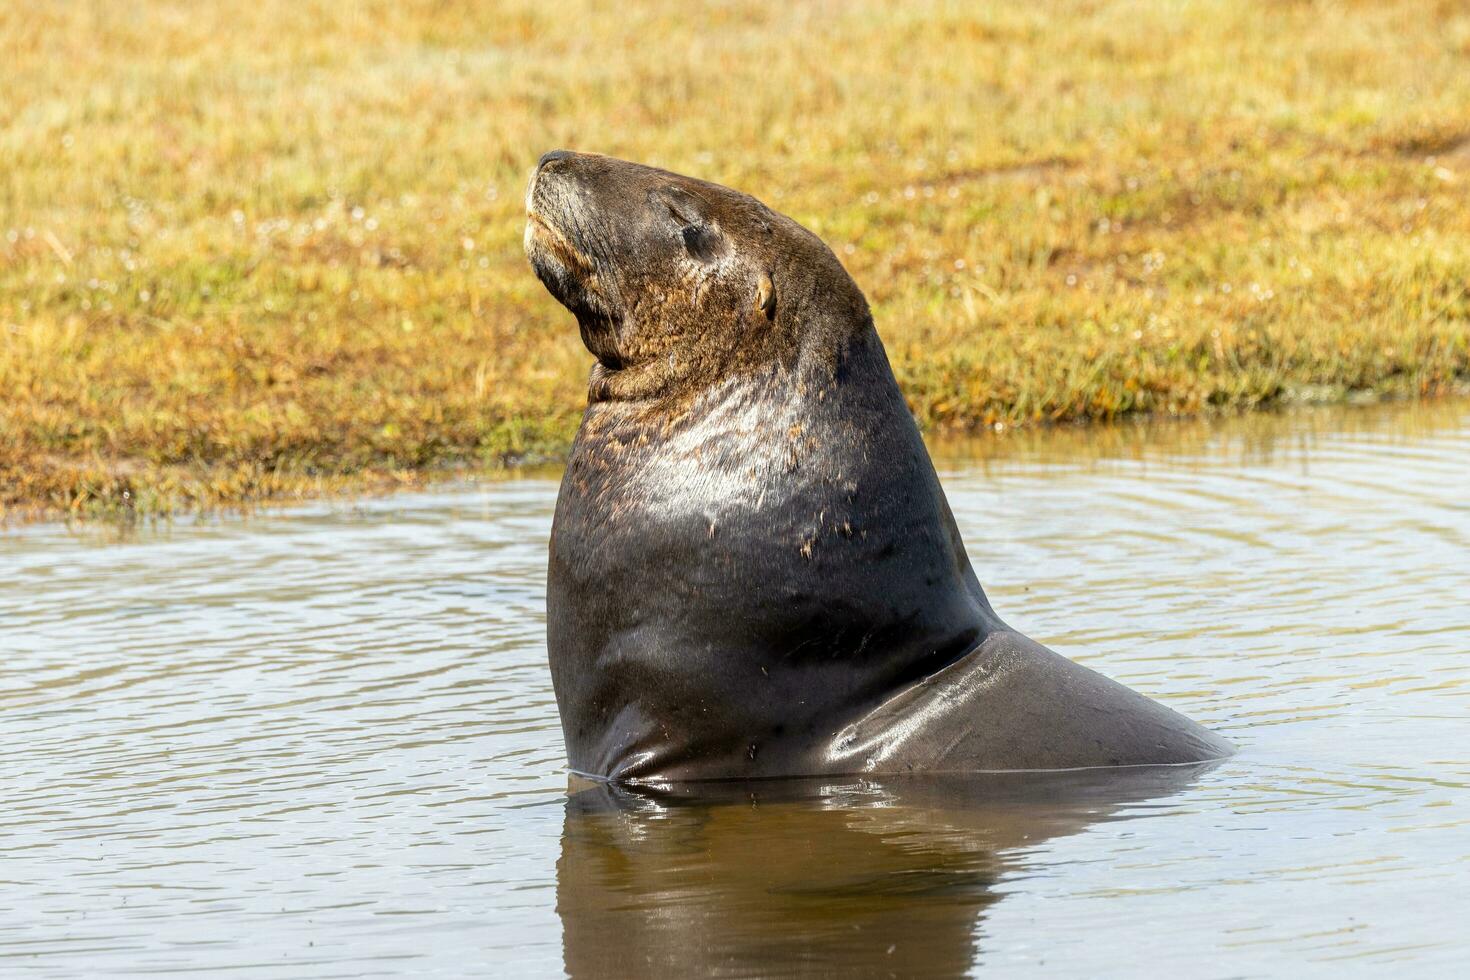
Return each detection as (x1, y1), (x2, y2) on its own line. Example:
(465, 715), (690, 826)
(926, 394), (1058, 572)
(3, 399), (1468, 977)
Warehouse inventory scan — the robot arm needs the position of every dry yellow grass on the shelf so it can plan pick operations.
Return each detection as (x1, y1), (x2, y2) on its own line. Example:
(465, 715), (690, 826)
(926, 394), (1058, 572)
(3, 0), (1468, 520)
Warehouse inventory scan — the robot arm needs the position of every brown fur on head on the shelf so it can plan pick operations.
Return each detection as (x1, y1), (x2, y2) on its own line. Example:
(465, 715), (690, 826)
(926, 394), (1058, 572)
(525, 151), (870, 403)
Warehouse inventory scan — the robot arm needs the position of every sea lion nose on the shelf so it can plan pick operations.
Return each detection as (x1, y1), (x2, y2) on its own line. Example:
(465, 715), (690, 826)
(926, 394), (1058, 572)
(538, 149), (574, 171)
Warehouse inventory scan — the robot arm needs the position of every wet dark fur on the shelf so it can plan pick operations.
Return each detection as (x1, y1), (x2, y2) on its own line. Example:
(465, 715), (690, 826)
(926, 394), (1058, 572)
(526, 151), (1232, 783)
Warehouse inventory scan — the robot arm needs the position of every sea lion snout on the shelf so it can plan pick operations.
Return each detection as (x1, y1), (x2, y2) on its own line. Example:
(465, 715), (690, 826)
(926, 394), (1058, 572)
(524, 151), (613, 333)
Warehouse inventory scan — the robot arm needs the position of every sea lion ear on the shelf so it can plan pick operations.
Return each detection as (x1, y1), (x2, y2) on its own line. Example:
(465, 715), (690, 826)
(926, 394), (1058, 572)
(756, 271), (776, 320)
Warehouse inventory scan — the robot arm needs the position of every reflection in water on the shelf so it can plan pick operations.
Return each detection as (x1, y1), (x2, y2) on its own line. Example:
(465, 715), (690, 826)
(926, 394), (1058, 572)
(2, 397), (1468, 976)
(558, 767), (1211, 979)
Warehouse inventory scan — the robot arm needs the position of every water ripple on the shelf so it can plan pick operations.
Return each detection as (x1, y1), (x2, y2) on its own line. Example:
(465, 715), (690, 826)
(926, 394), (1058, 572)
(2, 401), (1469, 976)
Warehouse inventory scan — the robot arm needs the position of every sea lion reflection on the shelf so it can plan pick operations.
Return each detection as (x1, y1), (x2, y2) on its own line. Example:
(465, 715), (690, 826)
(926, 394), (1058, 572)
(557, 765), (1212, 978)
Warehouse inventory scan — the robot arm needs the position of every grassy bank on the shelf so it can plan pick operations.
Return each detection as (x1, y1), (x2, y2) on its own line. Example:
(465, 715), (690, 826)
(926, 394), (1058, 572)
(3, 0), (1469, 521)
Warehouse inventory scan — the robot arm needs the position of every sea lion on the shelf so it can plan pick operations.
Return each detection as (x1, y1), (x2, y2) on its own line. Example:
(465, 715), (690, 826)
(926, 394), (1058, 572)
(525, 150), (1232, 783)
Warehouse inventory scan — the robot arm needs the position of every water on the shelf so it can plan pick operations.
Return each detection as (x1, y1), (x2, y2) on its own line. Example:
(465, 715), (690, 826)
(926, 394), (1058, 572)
(2, 398), (1467, 977)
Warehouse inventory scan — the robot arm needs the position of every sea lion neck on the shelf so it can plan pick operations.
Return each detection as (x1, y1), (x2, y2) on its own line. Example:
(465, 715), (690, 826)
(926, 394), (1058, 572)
(548, 316), (1010, 782)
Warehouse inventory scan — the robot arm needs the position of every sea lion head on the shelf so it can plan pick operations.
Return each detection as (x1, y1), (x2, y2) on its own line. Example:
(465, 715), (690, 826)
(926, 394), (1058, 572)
(525, 150), (869, 402)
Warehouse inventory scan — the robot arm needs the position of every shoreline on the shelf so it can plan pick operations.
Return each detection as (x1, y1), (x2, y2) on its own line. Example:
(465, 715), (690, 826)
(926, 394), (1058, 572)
(6, 381), (1465, 530)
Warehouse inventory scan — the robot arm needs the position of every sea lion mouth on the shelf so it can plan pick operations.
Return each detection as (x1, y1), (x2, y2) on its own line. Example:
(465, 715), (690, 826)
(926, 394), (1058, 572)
(526, 210), (624, 372)
(525, 206), (614, 338)
(525, 212), (594, 278)
(524, 158), (600, 287)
